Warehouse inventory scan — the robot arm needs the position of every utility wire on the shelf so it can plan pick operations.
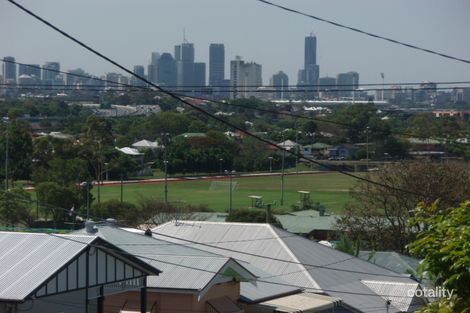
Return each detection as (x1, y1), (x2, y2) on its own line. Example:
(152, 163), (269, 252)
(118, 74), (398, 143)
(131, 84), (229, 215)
(256, 0), (470, 65)
(46, 232), (422, 302)
(3, 58), (470, 89)
(5, 0), (460, 200)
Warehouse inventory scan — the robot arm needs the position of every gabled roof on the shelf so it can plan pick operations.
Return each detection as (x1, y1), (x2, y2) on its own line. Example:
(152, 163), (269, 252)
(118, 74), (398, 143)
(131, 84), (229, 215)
(116, 147), (143, 156)
(152, 221), (426, 313)
(74, 224), (256, 300)
(0, 232), (160, 302)
(131, 139), (160, 149)
(0, 232), (95, 302)
(358, 251), (421, 276)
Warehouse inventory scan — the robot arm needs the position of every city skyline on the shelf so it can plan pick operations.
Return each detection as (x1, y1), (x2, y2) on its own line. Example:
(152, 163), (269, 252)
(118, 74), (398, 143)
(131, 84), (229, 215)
(1, 0), (469, 85)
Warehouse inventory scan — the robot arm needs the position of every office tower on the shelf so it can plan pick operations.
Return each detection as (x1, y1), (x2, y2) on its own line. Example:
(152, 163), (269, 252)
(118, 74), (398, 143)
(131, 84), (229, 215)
(230, 56), (262, 99)
(2, 56), (17, 83)
(336, 71), (359, 98)
(194, 62), (206, 88)
(319, 76), (337, 98)
(42, 62), (61, 85)
(271, 71), (289, 100)
(304, 34), (317, 70)
(175, 43), (195, 88)
(18, 64), (41, 79)
(105, 72), (120, 88)
(66, 68), (86, 86)
(148, 52), (160, 84)
(209, 43), (225, 87)
(157, 53), (177, 88)
(132, 65), (145, 86)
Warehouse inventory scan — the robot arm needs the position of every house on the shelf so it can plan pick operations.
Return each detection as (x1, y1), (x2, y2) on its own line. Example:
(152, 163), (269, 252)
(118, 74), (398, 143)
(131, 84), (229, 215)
(302, 143), (332, 158)
(278, 140), (301, 152)
(131, 139), (160, 152)
(75, 220), (315, 313)
(327, 144), (359, 159)
(274, 210), (339, 240)
(152, 221), (427, 313)
(0, 231), (161, 313)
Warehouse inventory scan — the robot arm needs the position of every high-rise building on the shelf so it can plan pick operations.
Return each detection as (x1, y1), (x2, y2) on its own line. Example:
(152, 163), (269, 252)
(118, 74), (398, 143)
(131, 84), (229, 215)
(66, 68), (87, 86)
(132, 65), (145, 86)
(194, 62), (206, 88)
(2, 56), (17, 83)
(209, 44), (225, 87)
(175, 43), (195, 88)
(319, 76), (337, 98)
(230, 56), (262, 99)
(157, 53), (177, 88)
(147, 52), (160, 84)
(42, 62), (61, 85)
(336, 72), (359, 98)
(304, 34), (317, 70)
(271, 71), (289, 100)
(18, 64), (41, 79)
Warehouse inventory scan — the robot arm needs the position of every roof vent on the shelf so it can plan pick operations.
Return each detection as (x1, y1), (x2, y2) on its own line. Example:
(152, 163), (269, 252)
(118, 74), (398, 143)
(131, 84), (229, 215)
(85, 220), (98, 233)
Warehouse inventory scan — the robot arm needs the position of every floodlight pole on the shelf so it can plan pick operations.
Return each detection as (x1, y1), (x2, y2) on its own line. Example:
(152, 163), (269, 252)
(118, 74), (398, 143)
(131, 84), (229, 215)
(281, 148), (285, 206)
(268, 156), (273, 173)
(225, 170), (235, 212)
(164, 160), (169, 203)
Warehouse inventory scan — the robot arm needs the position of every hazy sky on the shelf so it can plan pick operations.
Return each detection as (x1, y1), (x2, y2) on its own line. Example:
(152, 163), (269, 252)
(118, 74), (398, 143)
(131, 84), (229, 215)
(1, 0), (469, 85)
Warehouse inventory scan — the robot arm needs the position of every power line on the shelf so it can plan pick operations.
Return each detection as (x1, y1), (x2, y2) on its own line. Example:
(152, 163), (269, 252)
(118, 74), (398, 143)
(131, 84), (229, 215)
(46, 232), (423, 302)
(5, 0), (458, 200)
(256, 0), (470, 65)
(3, 58), (470, 89)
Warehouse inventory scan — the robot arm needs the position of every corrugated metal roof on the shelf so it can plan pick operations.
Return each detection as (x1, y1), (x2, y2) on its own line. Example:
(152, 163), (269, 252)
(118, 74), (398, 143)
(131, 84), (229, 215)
(274, 214), (337, 233)
(0, 232), (96, 301)
(153, 221), (426, 313)
(358, 251), (421, 276)
(74, 225), (252, 293)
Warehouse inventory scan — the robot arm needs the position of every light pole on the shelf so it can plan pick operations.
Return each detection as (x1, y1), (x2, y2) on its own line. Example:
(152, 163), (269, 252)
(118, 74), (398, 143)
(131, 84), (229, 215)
(225, 170), (235, 212)
(164, 160), (169, 203)
(268, 156), (273, 173)
(120, 173), (124, 208)
(366, 126), (370, 171)
(281, 148), (285, 206)
(80, 182), (91, 220)
(104, 162), (109, 181)
(3, 117), (9, 191)
(219, 158), (223, 175)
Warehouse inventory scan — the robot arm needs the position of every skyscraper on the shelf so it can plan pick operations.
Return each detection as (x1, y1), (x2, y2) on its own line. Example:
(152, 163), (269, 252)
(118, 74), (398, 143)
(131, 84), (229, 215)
(2, 56), (17, 83)
(209, 43), (225, 87)
(42, 62), (61, 85)
(304, 34), (317, 70)
(194, 62), (206, 88)
(336, 72), (359, 98)
(175, 43), (195, 88)
(230, 56), (262, 99)
(271, 71), (289, 100)
(132, 65), (145, 86)
(18, 64), (41, 79)
(147, 52), (160, 84)
(157, 53), (177, 88)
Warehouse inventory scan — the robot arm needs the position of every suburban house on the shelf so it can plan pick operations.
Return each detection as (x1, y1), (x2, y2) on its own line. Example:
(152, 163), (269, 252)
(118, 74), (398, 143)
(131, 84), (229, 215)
(0, 231), (161, 313)
(327, 144), (359, 159)
(274, 210), (339, 240)
(302, 143), (332, 159)
(131, 139), (160, 152)
(75, 221), (255, 313)
(152, 221), (428, 313)
(278, 140), (301, 152)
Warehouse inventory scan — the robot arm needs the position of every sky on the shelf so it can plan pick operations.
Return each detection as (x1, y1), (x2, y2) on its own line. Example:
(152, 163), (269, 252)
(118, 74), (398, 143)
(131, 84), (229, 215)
(1, 0), (470, 86)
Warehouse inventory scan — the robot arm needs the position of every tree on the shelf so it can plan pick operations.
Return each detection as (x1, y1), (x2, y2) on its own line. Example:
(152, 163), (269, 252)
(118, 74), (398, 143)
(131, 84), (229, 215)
(36, 182), (82, 227)
(226, 208), (279, 225)
(336, 161), (470, 252)
(91, 200), (138, 225)
(408, 202), (470, 312)
(0, 187), (33, 226)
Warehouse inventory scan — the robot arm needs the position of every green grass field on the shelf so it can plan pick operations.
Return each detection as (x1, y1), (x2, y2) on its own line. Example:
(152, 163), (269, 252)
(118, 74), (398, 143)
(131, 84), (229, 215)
(93, 172), (359, 214)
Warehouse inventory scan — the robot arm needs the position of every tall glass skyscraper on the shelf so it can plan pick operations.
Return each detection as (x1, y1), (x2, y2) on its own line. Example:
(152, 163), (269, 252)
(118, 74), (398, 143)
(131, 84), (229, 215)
(209, 43), (225, 87)
(2, 56), (17, 82)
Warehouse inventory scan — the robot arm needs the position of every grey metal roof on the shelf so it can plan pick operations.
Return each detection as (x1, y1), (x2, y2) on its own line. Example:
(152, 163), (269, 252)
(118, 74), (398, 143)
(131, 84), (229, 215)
(74, 224), (254, 296)
(0, 232), (96, 302)
(274, 214), (338, 234)
(358, 251), (421, 276)
(153, 221), (426, 313)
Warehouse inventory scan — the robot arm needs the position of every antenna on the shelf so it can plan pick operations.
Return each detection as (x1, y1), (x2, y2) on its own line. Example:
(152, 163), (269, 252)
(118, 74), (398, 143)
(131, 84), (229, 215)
(183, 28), (187, 43)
